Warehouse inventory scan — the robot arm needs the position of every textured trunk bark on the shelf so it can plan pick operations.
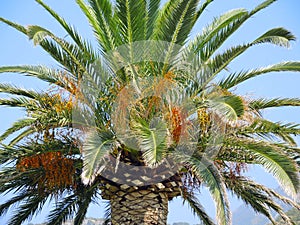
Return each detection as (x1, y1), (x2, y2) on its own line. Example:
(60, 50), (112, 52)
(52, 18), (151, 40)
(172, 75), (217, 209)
(99, 165), (182, 224)
(110, 188), (168, 225)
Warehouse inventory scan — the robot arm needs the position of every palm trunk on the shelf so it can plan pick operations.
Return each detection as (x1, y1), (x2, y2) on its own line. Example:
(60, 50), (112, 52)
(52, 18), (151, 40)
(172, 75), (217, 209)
(100, 178), (182, 225)
(99, 162), (182, 224)
(110, 188), (168, 225)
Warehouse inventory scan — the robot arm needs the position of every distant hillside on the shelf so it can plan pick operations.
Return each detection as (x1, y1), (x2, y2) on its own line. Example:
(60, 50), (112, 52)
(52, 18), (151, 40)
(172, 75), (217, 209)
(232, 203), (297, 225)
(28, 218), (105, 225)
(26, 209), (299, 225)
(232, 186), (295, 225)
(28, 219), (195, 225)
(267, 208), (300, 225)
(29, 220), (205, 225)
(27, 207), (298, 225)
(232, 205), (268, 225)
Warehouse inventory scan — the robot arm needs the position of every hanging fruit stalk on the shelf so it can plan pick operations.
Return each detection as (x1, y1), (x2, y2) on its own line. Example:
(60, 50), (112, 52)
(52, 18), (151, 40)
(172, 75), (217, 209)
(16, 151), (75, 191)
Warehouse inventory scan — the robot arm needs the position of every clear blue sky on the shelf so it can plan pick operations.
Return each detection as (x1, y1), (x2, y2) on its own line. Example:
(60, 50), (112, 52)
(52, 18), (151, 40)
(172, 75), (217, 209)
(1, 0), (300, 224)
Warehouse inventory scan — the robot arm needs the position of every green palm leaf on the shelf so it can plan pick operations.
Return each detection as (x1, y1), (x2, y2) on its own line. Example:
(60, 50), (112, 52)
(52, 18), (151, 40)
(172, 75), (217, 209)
(76, 0), (120, 52)
(36, 0), (97, 59)
(74, 183), (99, 225)
(1, 18), (93, 74)
(81, 130), (115, 185)
(253, 27), (296, 47)
(1, 0), (300, 224)
(0, 97), (33, 108)
(0, 118), (37, 142)
(195, 0), (213, 20)
(187, 8), (247, 57)
(224, 174), (297, 225)
(9, 193), (49, 225)
(249, 97), (300, 110)
(8, 127), (38, 146)
(0, 65), (77, 91)
(116, 0), (147, 60)
(0, 83), (41, 99)
(47, 182), (99, 225)
(0, 17), (27, 34)
(187, 0), (277, 63)
(182, 191), (216, 225)
(27, 25), (89, 74)
(196, 28), (296, 89)
(188, 157), (231, 225)
(251, 0), (277, 15)
(207, 95), (245, 121)
(240, 119), (300, 145)
(219, 62), (300, 89)
(46, 195), (77, 225)
(160, 0), (201, 73)
(224, 174), (277, 224)
(132, 118), (168, 166)
(0, 191), (33, 217)
(146, 0), (160, 39)
(227, 138), (300, 198)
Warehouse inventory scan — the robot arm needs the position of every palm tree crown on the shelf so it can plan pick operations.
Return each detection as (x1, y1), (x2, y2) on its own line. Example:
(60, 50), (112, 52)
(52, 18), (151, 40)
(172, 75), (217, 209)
(0, 0), (300, 224)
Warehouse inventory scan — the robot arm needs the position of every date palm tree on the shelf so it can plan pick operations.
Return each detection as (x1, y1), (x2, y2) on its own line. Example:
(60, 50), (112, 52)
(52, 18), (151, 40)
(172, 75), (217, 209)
(0, 0), (300, 224)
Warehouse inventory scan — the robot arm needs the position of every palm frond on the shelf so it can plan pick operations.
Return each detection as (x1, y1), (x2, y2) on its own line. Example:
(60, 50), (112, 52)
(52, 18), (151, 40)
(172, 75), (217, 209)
(240, 119), (300, 145)
(253, 27), (296, 47)
(8, 127), (37, 146)
(224, 173), (298, 225)
(188, 157), (231, 225)
(103, 201), (111, 223)
(0, 17), (27, 34)
(161, 0), (201, 73)
(132, 118), (168, 166)
(206, 95), (245, 121)
(224, 175), (275, 224)
(1, 0), (300, 224)
(227, 138), (300, 198)
(146, 0), (160, 39)
(261, 185), (300, 210)
(1, 17), (93, 75)
(41, 39), (84, 75)
(249, 97), (300, 110)
(0, 191), (33, 217)
(250, 0), (277, 15)
(0, 83), (40, 99)
(0, 118), (36, 142)
(74, 183), (100, 225)
(187, 0), (277, 63)
(153, 0), (201, 73)
(27, 25), (53, 46)
(0, 166), (44, 194)
(8, 193), (49, 225)
(78, 0), (120, 51)
(187, 8), (247, 59)
(0, 65), (77, 92)
(0, 144), (29, 164)
(0, 97), (33, 108)
(0, 18), (73, 72)
(0, 65), (56, 83)
(0, 95), (73, 145)
(218, 61), (300, 89)
(46, 195), (77, 225)
(81, 130), (115, 185)
(116, 0), (147, 50)
(199, 28), (296, 89)
(181, 190), (216, 225)
(27, 25), (89, 75)
(195, 0), (213, 20)
(157, 0), (200, 45)
(36, 0), (97, 60)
